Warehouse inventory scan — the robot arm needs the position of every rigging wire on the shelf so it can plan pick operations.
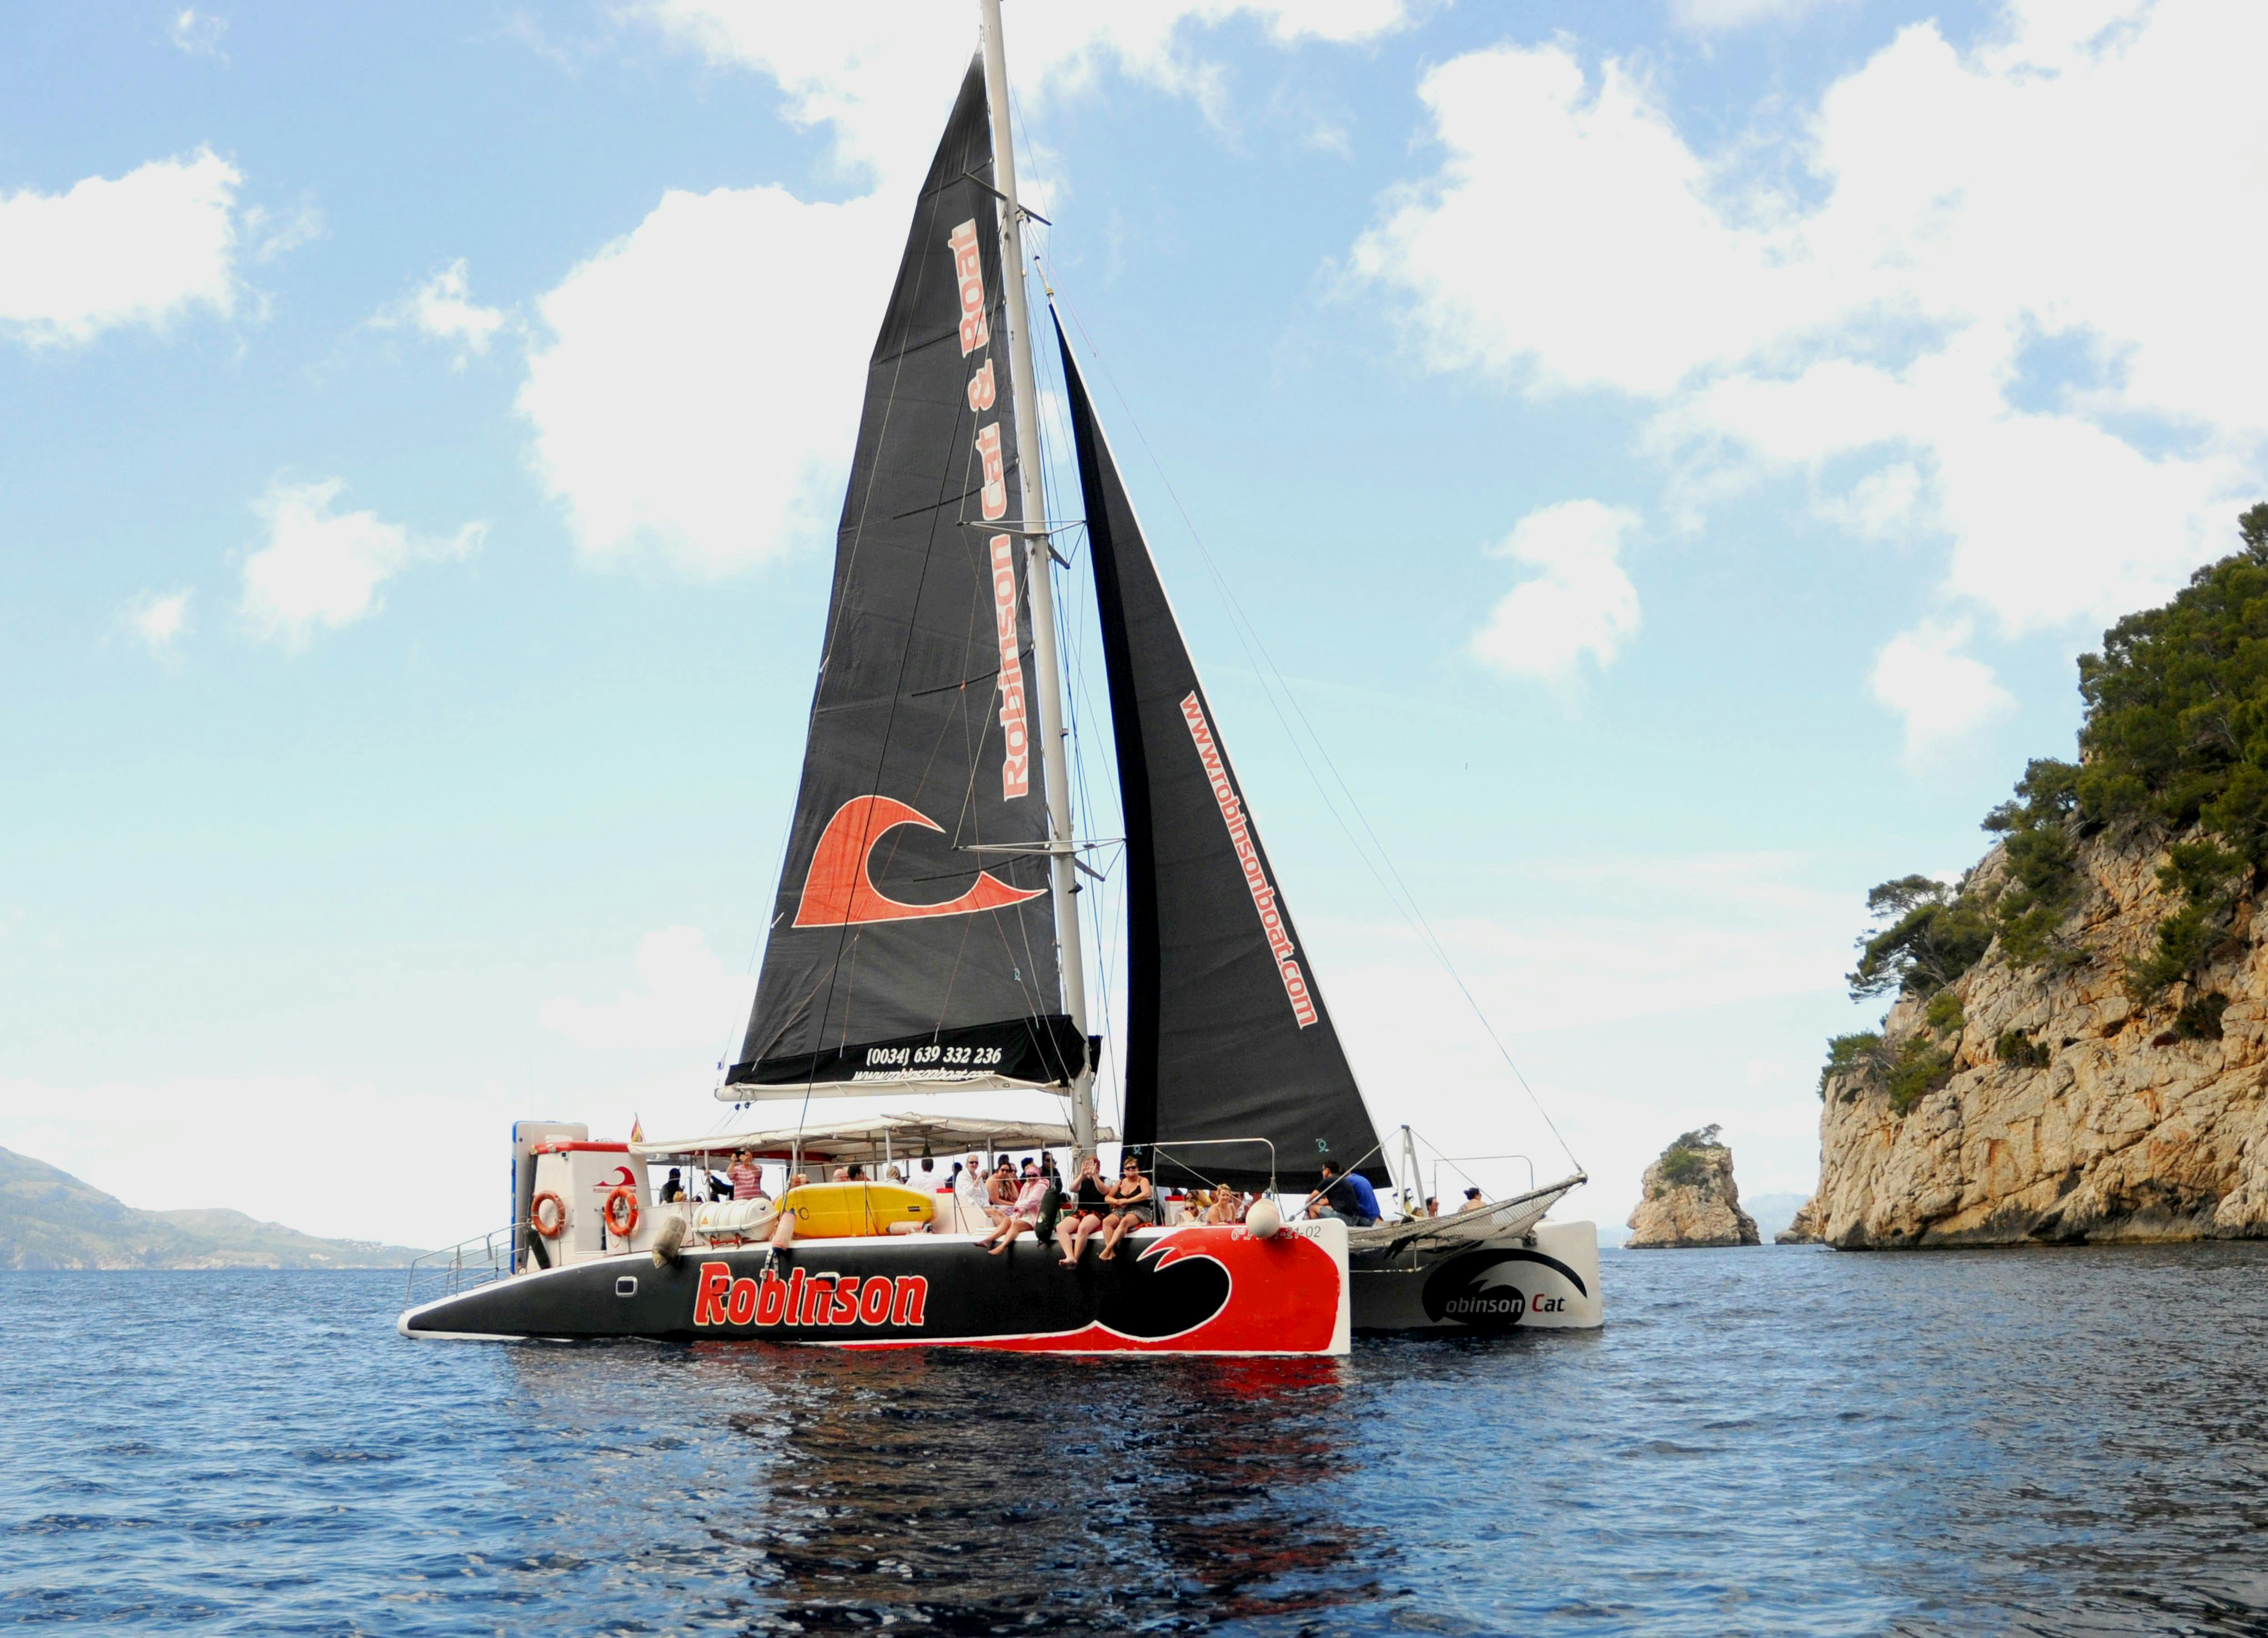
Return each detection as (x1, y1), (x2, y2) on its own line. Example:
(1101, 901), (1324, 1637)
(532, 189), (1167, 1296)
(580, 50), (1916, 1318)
(1010, 77), (1139, 1152)
(1022, 232), (1130, 1146)
(989, 95), (1121, 1144)
(1040, 273), (1583, 1176)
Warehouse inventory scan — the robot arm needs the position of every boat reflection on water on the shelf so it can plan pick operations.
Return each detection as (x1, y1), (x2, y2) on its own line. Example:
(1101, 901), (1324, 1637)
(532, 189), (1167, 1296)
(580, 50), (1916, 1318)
(578, 1345), (1387, 1631)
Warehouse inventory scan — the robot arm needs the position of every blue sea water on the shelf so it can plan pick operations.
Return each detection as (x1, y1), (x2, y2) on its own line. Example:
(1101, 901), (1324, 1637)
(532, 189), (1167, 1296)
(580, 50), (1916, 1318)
(5, 1244), (2268, 1635)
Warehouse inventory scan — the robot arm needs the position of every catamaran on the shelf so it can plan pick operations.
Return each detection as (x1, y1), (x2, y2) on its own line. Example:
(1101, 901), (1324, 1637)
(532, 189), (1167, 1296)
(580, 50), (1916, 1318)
(399, 0), (1600, 1352)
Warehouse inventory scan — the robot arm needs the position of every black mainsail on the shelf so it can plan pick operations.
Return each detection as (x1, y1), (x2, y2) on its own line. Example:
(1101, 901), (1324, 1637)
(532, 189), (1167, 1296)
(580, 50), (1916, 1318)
(1057, 321), (1386, 1188)
(728, 61), (1081, 1095)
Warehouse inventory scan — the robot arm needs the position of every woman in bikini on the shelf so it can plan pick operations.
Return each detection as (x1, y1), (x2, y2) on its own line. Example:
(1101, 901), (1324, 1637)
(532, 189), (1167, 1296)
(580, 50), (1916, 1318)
(1055, 1155), (1110, 1264)
(986, 1158), (1018, 1219)
(1096, 1157), (1155, 1261)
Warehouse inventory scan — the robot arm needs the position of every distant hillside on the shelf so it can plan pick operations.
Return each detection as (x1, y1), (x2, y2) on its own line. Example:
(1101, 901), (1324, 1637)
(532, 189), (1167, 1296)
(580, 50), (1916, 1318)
(1744, 1192), (1812, 1243)
(0, 1147), (425, 1270)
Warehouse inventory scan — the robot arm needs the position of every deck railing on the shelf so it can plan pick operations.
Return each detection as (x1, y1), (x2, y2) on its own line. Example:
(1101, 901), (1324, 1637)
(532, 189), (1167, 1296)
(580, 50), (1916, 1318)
(404, 1222), (520, 1309)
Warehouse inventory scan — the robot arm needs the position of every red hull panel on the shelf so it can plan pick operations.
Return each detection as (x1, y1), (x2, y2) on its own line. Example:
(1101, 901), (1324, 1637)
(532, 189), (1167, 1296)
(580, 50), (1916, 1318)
(827, 1227), (1345, 1353)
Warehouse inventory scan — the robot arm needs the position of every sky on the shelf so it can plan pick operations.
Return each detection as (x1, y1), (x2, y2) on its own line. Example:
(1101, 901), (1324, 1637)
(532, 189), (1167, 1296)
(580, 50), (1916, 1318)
(5, 0), (2265, 1247)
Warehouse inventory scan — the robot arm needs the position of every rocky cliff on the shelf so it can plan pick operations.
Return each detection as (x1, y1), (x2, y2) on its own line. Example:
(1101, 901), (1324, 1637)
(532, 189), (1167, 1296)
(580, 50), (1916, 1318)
(1627, 1127), (1762, 1249)
(1812, 833), (2268, 1247)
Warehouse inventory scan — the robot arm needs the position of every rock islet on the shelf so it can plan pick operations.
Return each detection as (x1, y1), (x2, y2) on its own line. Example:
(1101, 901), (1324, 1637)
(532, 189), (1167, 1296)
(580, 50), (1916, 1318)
(1626, 1126), (1763, 1249)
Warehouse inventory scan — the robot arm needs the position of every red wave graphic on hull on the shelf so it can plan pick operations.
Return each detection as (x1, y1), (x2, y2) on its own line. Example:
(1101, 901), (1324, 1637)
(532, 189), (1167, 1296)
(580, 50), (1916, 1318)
(794, 795), (1047, 928)
(827, 1227), (1343, 1354)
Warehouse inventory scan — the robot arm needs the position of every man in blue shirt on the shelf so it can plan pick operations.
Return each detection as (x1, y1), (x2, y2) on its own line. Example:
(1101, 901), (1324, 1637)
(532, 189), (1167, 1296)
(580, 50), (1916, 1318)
(1306, 1161), (1381, 1228)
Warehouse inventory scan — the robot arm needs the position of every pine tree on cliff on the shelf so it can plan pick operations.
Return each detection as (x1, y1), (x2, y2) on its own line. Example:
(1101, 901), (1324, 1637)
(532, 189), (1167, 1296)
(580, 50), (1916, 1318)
(1824, 502), (2268, 1095)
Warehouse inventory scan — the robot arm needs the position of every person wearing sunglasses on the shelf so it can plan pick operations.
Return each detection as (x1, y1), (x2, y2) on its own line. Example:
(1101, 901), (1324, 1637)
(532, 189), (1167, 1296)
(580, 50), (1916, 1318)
(1096, 1156), (1155, 1261)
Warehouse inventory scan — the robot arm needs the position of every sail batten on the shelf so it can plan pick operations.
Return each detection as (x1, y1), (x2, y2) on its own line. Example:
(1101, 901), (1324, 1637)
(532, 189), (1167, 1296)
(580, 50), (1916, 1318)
(1055, 318), (1386, 1188)
(727, 60), (1077, 1098)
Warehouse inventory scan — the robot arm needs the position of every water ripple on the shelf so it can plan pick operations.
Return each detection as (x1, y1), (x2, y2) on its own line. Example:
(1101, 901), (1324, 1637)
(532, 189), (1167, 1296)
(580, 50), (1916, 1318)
(4, 1247), (2268, 1632)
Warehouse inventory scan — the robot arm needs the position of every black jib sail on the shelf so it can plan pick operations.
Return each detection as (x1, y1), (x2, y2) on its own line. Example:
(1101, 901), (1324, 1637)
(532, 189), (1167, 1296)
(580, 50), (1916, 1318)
(728, 61), (1080, 1095)
(1056, 319), (1385, 1188)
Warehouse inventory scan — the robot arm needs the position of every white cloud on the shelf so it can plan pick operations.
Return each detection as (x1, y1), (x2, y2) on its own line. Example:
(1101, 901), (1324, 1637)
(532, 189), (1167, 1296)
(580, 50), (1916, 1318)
(519, 3), (1409, 577)
(121, 589), (193, 659)
(1353, 45), (1802, 398)
(1670, 0), (1853, 30)
(238, 478), (483, 648)
(635, 1), (1409, 184)
(518, 185), (898, 577)
(1654, 336), (2242, 633)
(1818, 460), (1923, 539)
(169, 8), (227, 58)
(1869, 617), (2016, 763)
(1470, 500), (1642, 682)
(1354, 3), (2268, 648)
(241, 199), (323, 264)
(0, 151), (240, 346)
(375, 259), (509, 366)
(539, 927), (754, 1059)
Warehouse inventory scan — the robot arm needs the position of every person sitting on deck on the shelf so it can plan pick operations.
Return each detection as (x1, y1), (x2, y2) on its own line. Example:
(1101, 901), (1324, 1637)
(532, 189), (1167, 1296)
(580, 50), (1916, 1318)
(1305, 1161), (1380, 1228)
(976, 1164), (1052, 1254)
(987, 1159), (1018, 1217)
(1055, 1155), (1109, 1264)
(831, 1166), (851, 1182)
(659, 1168), (686, 1204)
(1204, 1187), (1246, 1225)
(1459, 1187), (1487, 1213)
(1423, 1196), (1440, 1219)
(1096, 1157), (1156, 1260)
(954, 1156), (998, 1231)
(729, 1150), (762, 1202)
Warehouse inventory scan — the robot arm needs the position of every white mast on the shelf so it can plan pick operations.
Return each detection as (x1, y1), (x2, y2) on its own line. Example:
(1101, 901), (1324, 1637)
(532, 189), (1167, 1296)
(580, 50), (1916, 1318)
(979, 0), (1096, 1161)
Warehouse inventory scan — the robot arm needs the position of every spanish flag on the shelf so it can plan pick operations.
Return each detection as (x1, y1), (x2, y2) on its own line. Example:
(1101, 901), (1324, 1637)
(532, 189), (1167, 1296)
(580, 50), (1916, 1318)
(630, 1113), (644, 1145)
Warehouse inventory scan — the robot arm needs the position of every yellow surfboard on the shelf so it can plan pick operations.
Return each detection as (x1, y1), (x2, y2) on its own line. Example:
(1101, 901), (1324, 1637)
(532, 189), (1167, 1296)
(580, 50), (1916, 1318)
(776, 1181), (935, 1239)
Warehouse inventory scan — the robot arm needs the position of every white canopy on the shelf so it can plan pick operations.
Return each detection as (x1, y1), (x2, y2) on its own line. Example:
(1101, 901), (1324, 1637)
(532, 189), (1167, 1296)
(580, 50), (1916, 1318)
(630, 1112), (1117, 1169)
(719, 1074), (1057, 1102)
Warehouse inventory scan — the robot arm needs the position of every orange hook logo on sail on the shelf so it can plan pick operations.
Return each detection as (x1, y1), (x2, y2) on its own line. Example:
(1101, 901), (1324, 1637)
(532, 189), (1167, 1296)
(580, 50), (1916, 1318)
(794, 795), (1045, 928)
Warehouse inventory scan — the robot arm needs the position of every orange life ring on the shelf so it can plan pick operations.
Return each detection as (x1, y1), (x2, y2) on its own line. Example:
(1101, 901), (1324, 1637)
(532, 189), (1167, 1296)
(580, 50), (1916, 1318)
(531, 1191), (567, 1239)
(603, 1186), (640, 1239)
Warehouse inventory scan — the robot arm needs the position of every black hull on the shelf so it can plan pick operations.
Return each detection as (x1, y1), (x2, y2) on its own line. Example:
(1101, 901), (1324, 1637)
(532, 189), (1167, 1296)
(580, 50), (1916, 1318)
(398, 1226), (1350, 1355)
